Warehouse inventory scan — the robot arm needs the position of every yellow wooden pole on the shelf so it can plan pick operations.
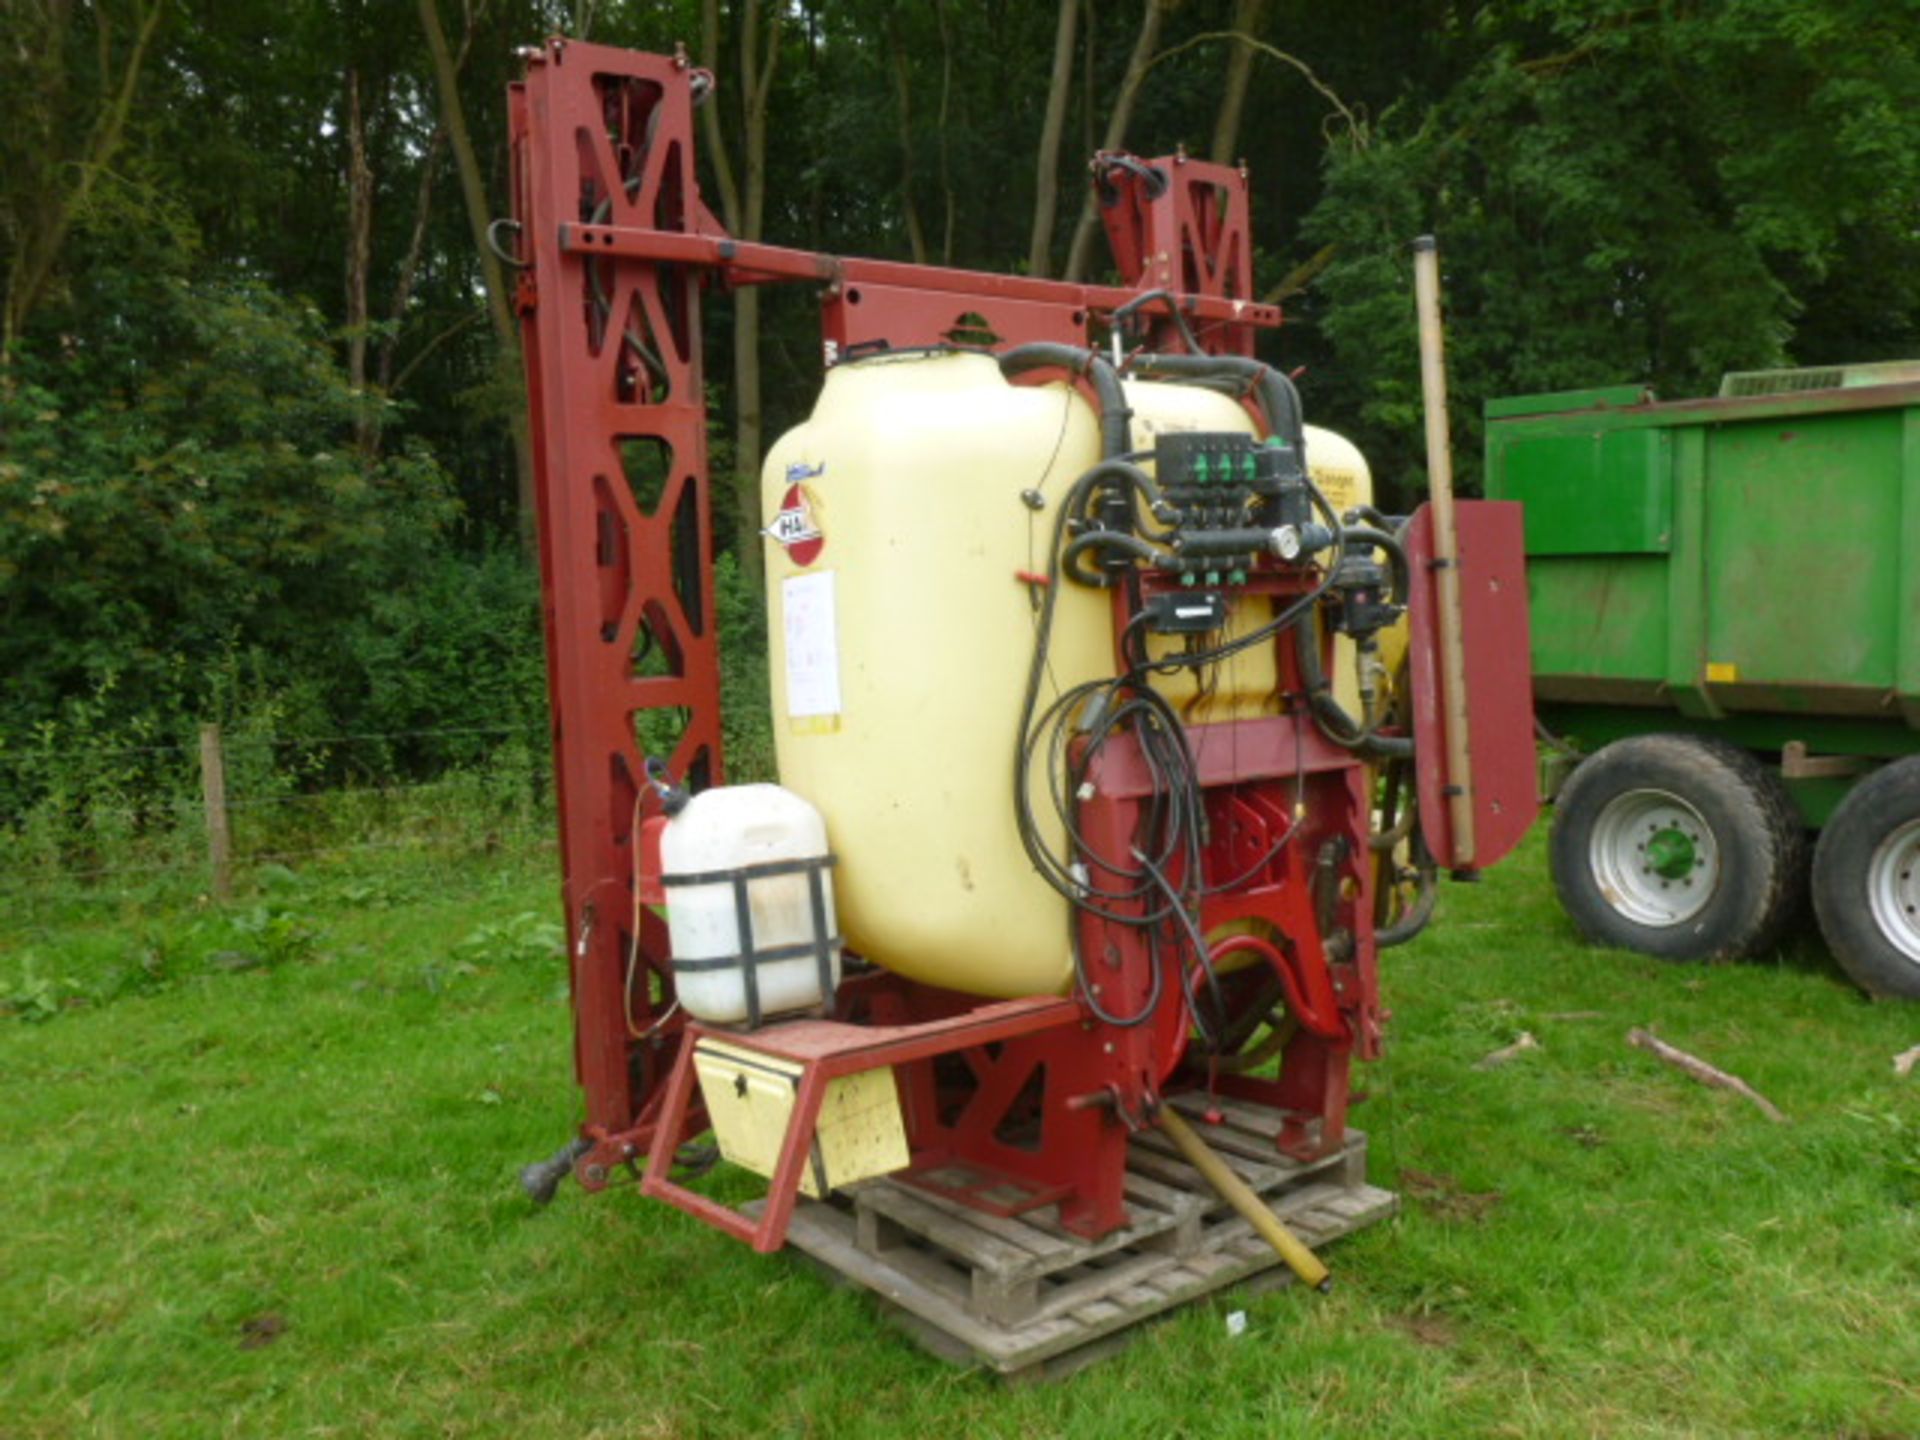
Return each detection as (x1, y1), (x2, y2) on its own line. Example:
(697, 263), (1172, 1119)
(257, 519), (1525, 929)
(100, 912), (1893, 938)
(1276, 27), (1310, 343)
(1158, 1106), (1331, 1292)
(1412, 235), (1476, 866)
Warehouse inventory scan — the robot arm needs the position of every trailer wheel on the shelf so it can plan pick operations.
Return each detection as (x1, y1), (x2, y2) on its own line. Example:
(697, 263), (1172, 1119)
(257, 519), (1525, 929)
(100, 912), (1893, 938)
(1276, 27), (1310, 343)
(1811, 757), (1920, 999)
(1550, 735), (1804, 960)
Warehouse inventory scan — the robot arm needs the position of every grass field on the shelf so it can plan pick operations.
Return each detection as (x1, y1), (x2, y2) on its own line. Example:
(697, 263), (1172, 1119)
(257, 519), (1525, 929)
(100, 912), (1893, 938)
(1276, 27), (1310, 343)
(4, 828), (1917, 1439)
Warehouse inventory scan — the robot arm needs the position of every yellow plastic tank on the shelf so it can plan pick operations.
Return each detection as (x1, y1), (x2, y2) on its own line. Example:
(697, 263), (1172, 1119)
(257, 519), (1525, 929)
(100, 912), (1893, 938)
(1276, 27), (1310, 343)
(760, 350), (1374, 999)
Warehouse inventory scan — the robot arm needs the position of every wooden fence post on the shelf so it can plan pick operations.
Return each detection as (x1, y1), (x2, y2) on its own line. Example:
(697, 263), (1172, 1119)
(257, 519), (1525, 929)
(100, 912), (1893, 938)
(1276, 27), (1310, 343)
(200, 723), (232, 900)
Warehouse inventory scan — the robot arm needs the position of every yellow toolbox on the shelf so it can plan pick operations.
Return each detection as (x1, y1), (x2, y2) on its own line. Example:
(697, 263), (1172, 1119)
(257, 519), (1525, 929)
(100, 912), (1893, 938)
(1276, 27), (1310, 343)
(691, 1037), (909, 1198)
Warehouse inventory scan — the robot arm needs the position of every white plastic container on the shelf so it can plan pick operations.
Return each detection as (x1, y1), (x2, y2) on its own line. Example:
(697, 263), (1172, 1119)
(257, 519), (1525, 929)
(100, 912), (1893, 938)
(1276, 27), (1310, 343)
(660, 784), (840, 1026)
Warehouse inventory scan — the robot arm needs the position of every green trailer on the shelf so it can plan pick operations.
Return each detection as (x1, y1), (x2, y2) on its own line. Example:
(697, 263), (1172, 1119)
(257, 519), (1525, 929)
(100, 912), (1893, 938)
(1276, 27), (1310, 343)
(1484, 361), (1920, 998)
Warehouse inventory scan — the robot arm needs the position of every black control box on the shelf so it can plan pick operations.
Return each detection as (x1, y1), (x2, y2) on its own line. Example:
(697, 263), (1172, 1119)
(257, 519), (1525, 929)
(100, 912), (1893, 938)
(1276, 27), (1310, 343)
(1141, 589), (1230, 634)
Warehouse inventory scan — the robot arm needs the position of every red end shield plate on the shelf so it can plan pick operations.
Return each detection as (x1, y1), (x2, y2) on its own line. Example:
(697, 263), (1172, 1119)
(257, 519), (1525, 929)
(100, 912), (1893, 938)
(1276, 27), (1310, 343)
(1404, 500), (1539, 871)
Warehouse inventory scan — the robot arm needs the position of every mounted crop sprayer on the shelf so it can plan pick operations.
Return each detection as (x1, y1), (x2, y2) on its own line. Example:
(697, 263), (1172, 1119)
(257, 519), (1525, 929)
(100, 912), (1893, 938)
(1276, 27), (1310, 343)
(507, 39), (1536, 1372)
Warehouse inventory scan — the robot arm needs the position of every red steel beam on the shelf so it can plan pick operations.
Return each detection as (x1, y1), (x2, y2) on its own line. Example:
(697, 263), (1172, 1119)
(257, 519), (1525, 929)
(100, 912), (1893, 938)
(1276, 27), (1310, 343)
(558, 222), (1281, 334)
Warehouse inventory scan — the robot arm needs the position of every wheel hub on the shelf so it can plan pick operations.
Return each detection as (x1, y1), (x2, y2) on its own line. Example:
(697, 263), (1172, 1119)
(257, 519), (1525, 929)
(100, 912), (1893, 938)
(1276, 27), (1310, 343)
(1866, 818), (1920, 964)
(1643, 827), (1697, 880)
(1588, 789), (1720, 927)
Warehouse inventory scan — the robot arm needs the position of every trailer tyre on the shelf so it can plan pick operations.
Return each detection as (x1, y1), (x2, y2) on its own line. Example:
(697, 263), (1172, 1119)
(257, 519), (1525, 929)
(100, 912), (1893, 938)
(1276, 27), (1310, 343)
(1811, 757), (1920, 999)
(1550, 735), (1804, 961)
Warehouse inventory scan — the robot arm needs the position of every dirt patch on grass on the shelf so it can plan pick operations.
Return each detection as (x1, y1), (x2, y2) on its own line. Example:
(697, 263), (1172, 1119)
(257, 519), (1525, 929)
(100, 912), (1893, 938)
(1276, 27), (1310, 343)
(1385, 1310), (1461, 1348)
(239, 1312), (288, 1349)
(1400, 1167), (1503, 1223)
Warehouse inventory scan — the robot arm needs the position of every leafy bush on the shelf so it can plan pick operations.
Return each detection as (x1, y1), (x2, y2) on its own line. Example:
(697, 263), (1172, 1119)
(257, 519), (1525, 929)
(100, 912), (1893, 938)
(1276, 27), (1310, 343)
(340, 544), (548, 776)
(0, 265), (460, 818)
(715, 551), (775, 784)
(0, 193), (556, 876)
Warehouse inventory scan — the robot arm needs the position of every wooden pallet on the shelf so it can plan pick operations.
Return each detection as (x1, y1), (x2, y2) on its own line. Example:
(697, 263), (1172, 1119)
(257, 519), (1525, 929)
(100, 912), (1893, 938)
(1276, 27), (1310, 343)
(775, 1093), (1397, 1380)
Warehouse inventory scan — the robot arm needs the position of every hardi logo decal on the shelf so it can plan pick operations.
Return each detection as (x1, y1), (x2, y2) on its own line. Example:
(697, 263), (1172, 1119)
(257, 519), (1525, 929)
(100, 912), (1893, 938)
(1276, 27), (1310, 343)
(766, 463), (825, 566)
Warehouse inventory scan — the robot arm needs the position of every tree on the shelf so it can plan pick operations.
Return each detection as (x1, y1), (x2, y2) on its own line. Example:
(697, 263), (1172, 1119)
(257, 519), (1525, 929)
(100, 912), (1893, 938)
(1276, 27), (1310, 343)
(0, 0), (167, 368)
(1208, 0), (1268, 165)
(1299, 0), (1920, 501)
(417, 0), (539, 552)
(4, 0), (1918, 791)
(887, 11), (929, 266)
(0, 210), (456, 780)
(702, 0), (786, 584)
(1027, 0), (1079, 277)
(1062, 0), (1167, 284)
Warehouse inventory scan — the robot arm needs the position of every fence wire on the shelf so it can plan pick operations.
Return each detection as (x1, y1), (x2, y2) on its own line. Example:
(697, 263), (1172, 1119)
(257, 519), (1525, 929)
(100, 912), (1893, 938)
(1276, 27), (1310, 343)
(25, 722), (548, 761)
(1, 723), (558, 900)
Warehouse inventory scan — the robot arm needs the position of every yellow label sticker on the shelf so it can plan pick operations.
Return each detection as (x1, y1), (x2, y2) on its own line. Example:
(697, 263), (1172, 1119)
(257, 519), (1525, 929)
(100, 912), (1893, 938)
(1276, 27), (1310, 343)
(789, 714), (840, 736)
(1705, 661), (1739, 684)
(1311, 467), (1359, 514)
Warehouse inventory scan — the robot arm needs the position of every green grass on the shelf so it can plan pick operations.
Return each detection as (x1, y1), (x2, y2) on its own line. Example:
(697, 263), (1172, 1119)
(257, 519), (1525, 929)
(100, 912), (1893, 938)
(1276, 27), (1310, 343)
(3, 829), (1917, 1438)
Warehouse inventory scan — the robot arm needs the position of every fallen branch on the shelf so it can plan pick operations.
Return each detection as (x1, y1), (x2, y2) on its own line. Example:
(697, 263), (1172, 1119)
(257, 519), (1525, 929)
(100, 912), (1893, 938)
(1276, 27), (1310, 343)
(1627, 1028), (1786, 1123)
(1543, 1010), (1606, 1022)
(1895, 1045), (1920, 1080)
(1474, 1032), (1540, 1071)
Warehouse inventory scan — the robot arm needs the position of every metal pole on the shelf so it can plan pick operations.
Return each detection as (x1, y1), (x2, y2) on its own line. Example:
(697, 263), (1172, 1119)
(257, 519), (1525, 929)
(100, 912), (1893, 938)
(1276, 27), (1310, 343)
(199, 723), (232, 901)
(1412, 235), (1476, 867)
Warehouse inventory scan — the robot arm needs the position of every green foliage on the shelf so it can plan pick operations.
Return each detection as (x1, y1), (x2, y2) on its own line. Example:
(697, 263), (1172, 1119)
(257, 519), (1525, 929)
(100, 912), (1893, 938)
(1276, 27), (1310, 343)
(0, 181), (556, 863)
(0, 897), (322, 1022)
(1298, 0), (1920, 501)
(715, 549), (776, 784)
(1, 957), (83, 1023)
(3, 272), (454, 685)
(0, 224), (463, 814)
(1845, 1098), (1920, 1206)
(340, 544), (549, 773)
(219, 899), (322, 970)
(452, 910), (566, 968)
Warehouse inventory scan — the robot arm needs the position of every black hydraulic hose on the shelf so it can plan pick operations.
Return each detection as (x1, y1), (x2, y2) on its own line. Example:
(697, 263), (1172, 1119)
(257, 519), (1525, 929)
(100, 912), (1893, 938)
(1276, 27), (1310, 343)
(1016, 466), (1195, 923)
(1293, 619), (1414, 759)
(1067, 457), (1166, 518)
(1113, 288), (1203, 357)
(1369, 799), (1418, 853)
(1064, 529), (1166, 586)
(1340, 525), (1412, 607)
(1345, 502), (1400, 532)
(1054, 457), (1170, 585)
(1291, 516), (1416, 757)
(998, 344), (1132, 460)
(1376, 861), (1438, 948)
(1125, 352), (1305, 460)
(1096, 152), (1169, 199)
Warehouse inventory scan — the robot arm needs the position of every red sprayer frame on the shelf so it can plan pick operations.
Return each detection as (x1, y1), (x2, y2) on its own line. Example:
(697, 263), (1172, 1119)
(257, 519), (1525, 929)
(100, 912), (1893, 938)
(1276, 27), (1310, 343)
(508, 38), (1530, 1246)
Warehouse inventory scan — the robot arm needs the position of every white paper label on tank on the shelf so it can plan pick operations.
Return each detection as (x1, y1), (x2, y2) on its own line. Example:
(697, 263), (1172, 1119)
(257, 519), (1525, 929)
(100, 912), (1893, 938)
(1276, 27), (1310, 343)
(782, 570), (842, 719)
